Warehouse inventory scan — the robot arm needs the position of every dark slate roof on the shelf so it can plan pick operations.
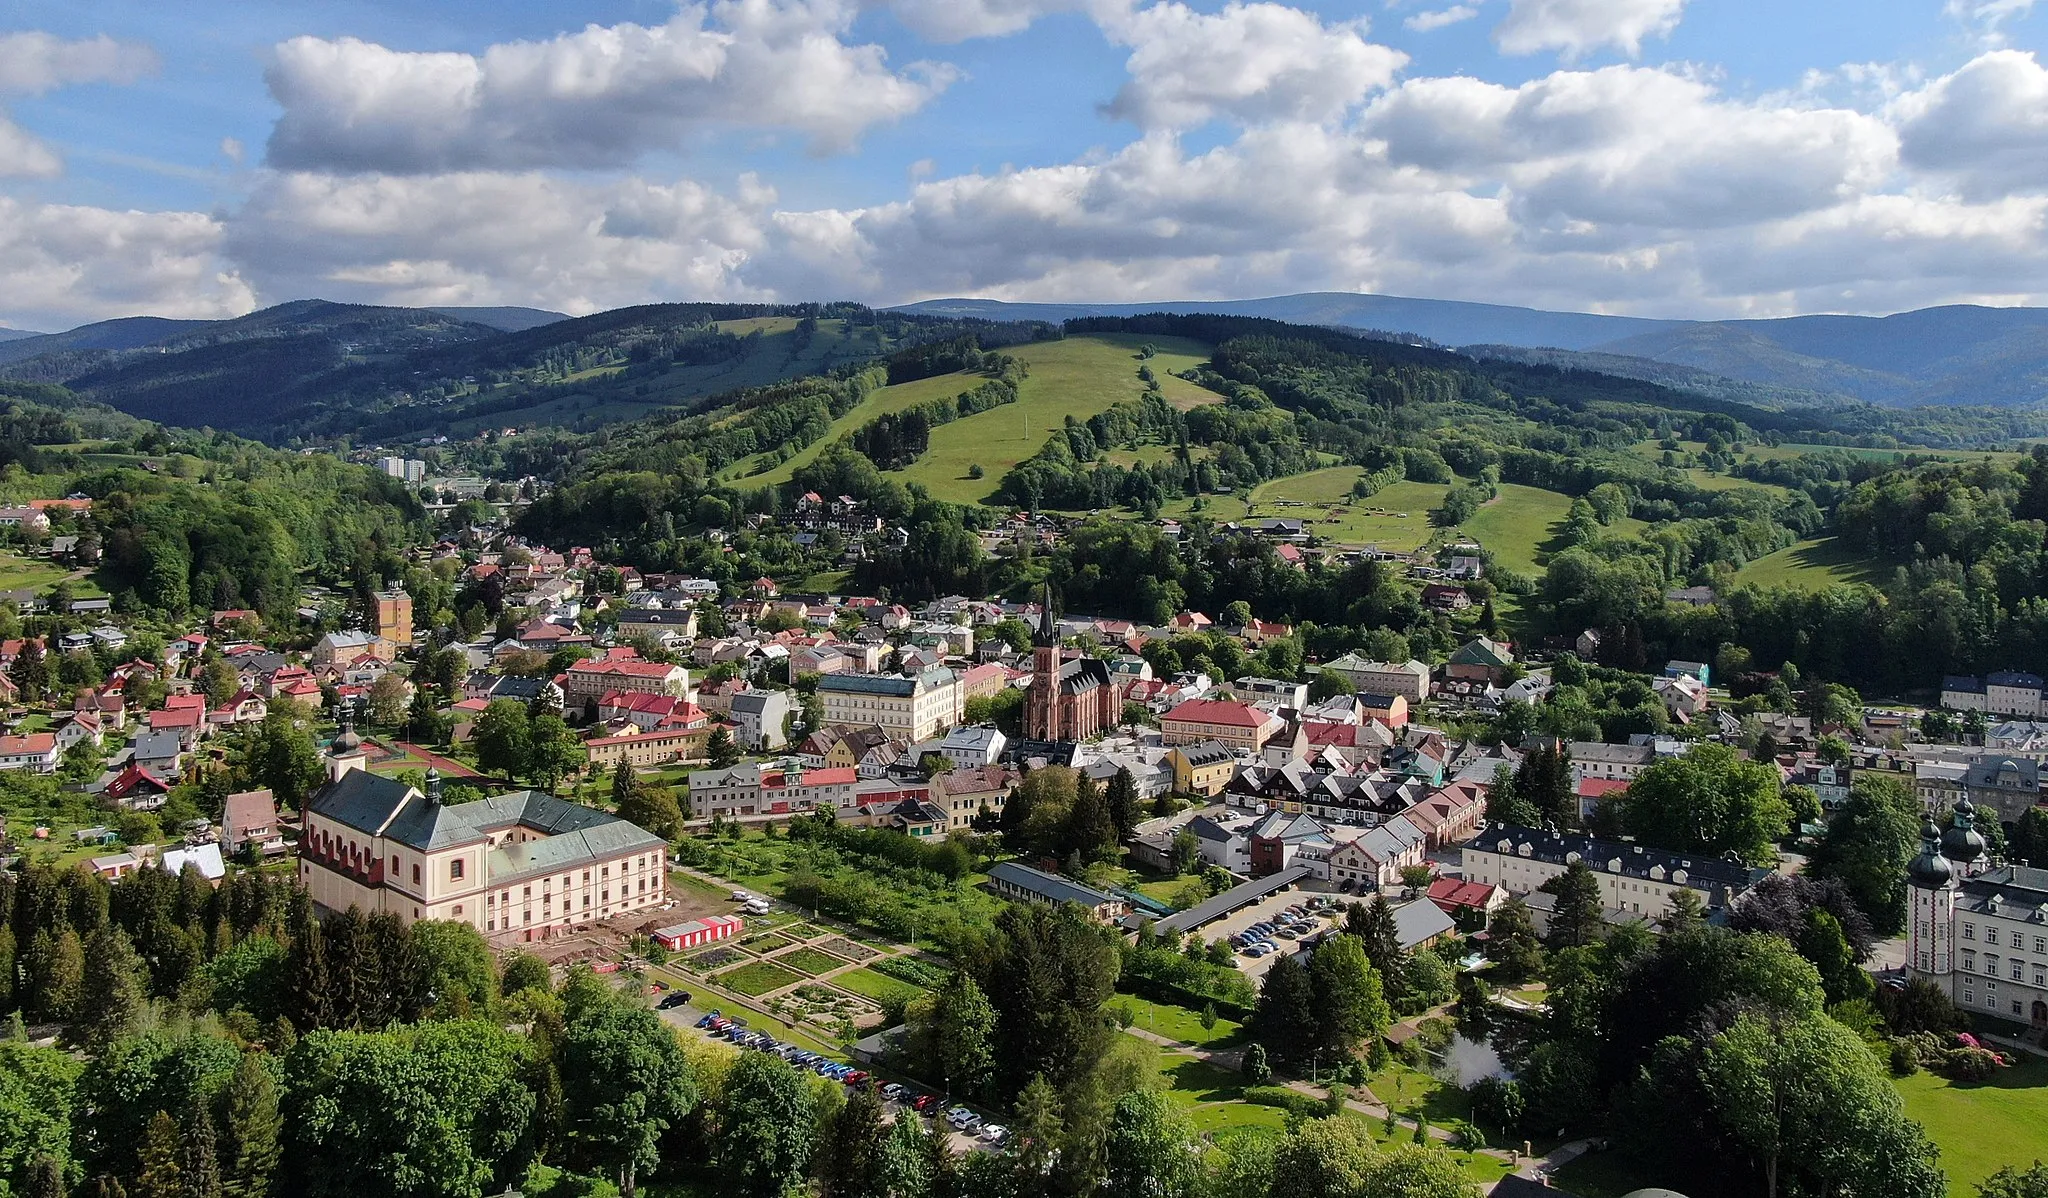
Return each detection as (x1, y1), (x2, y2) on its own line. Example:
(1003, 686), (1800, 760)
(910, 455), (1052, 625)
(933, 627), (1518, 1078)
(1966, 757), (2040, 788)
(1472, 824), (1763, 893)
(309, 769), (416, 837)
(1052, 657), (1113, 695)
(988, 861), (1120, 907)
(820, 673), (919, 697)
(1146, 865), (1314, 936)
(1943, 674), (1983, 693)
(1989, 670), (2046, 689)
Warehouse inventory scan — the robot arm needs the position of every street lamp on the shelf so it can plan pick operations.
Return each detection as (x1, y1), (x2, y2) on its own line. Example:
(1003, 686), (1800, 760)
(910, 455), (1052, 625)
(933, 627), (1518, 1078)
(1312, 1047), (1321, 1086)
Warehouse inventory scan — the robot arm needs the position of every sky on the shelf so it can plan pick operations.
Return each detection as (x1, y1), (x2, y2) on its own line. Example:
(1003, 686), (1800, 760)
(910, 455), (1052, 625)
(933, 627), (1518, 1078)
(3, 0), (2048, 330)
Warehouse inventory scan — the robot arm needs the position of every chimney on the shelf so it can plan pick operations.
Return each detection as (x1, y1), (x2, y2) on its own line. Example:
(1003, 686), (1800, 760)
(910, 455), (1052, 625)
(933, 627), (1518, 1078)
(425, 767), (443, 805)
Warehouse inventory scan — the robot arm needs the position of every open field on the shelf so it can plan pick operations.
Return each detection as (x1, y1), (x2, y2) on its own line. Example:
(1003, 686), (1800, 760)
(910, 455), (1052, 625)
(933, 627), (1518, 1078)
(1456, 484), (1574, 577)
(892, 334), (1227, 503)
(1898, 1051), (2048, 1195)
(1734, 536), (1892, 590)
(738, 367), (996, 486)
(1227, 470), (1449, 554)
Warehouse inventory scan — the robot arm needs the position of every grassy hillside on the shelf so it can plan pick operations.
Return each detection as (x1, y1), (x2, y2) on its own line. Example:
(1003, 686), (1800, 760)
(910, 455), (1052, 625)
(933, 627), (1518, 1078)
(1733, 537), (1893, 590)
(734, 368), (997, 487)
(888, 334), (1224, 503)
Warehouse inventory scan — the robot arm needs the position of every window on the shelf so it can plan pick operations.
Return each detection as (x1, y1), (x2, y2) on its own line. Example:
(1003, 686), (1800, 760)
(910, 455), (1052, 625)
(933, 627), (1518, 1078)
(1965, 923), (1978, 940)
(1989, 927), (2002, 946)
(412, 863), (422, 885)
(2016, 961), (2027, 981)
(450, 858), (466, 881)
(2018, 1001), (2027, 1016)
(1988, 955), (2000, 974)
(1964, 951), (1978, 970)
(453, 905), (463, 916)
(523, 886), (531, 898)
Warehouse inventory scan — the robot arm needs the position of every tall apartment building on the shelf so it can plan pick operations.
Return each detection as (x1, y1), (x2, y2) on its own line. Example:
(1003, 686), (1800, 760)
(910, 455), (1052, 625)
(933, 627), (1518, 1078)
(372, 589), (414, 647)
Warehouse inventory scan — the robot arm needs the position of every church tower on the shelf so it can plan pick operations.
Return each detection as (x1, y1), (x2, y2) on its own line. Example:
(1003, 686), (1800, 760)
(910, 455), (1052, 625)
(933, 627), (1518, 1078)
(1909, 818), (1958, 980)
(1027, 588), (1059, 742)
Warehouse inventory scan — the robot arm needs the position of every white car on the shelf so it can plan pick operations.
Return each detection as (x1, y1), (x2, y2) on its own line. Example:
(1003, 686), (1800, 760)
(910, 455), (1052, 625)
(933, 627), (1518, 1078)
(731, 890), (752, 902)
(979, 1124), (1007, 1143)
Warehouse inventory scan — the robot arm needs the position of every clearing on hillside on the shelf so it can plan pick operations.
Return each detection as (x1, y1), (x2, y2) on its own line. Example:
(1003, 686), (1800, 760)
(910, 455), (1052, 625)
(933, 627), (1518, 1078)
(1733, 536), (1892, 590)
(889, 333), (1226, 503)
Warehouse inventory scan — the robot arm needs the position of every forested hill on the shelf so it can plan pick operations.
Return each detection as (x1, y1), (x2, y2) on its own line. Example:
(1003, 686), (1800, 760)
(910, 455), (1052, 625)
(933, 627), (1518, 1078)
(0, 300), (1051, 443)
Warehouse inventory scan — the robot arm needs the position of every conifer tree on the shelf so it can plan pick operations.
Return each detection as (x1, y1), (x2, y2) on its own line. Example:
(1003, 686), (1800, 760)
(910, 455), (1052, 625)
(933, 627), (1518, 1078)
(1104, 767), (1140, 841)
(136, 1111), (183, 1197)
(70, 926), (146, 1051)
(284, 909), (331, 1032)
(25, 1155), (64, 1198)
(181, 1098), (222, 1198)
(220, 1053), (282, 1198)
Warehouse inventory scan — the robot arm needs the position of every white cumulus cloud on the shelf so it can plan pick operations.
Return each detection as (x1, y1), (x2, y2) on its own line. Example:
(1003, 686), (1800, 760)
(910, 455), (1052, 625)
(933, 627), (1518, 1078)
(880, 0), (1087, 41)
(0, 198), (252, 328)
(0, 31), (158, 95)
(1494, 0), (1686, 59)
(1099, 1), (1407, 129)
(263, 0), (958, 173)
(1406, 6), (1481, 33)
(1894, 50), (2048, 199)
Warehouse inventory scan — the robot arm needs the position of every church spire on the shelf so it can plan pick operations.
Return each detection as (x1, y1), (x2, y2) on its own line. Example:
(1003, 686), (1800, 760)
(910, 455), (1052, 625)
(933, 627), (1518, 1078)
(1035, 585), (1058, 647)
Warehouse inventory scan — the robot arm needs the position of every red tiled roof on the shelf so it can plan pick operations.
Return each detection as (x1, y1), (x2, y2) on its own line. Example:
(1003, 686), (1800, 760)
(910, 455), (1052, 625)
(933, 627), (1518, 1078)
(1575, 777), (1631, 799)
(1163, 698), (1269, 727)
(1427, 877), (1499, 911)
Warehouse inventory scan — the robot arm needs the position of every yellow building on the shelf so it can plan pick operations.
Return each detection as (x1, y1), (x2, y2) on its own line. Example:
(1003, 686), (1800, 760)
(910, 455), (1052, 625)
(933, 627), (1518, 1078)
(373, 590), (414, 647)
(1170, 740), (1238, 796)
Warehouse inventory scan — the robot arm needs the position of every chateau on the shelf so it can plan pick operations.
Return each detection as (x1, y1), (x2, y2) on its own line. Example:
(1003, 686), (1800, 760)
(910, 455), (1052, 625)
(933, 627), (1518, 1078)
(1025, 600), (1116, 742)
(1908, 798), (2048, 1027)
(299, 726), (668, 942)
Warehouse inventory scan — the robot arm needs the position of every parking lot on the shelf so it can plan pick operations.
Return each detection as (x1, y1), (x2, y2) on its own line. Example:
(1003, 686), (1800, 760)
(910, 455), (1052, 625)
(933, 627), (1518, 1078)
(1191, 891), (1346, 982)
(673, 1004), (997, 1153)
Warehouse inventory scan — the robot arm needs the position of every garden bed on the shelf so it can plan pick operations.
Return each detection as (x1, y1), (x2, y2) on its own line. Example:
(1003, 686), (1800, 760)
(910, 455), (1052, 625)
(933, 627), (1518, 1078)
(685, 946), (746, 971)
(715, 961), (803, 996)
(835, 968), (926, 1004)
(818, 936), (880, 963)
(774, 947), (850, 976)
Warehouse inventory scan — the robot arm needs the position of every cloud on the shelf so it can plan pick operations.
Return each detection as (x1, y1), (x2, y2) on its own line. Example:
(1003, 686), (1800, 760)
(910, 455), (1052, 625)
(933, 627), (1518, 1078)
(228, 171), (769, 312)
(880, 0), (1086, 41)
(1895, 50), (2048, 199)
(1494, 0), (1686, 59)
(0, 198), (252, 329)
(1947, 0), (2037, 44)
(0, 116), (61, 177)
(1099, 1), (1407, 129)
(263, 1), (958, 173)
(1361, 66), (1894, 232)
(0, 31), (158, 95)
(1406, 6), (1481, 33)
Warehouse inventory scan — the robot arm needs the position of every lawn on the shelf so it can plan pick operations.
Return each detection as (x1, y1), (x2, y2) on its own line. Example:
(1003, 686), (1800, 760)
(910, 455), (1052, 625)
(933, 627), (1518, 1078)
(1897, 1051), (2048, 1195)
(892, 334), (1226, 503)
(714, 960), (804, 996)
(833, 967), (926, 1004)
(0, 552), (69, 593)
(1455, 483), (1575, 577)
(774, 946), (850, 977)
(1226, 471), (1450, 554)
(1734, 536), (1892, 591)
(1368, 1063), (1473, 1124)
(1115, 993), (1247, 1048)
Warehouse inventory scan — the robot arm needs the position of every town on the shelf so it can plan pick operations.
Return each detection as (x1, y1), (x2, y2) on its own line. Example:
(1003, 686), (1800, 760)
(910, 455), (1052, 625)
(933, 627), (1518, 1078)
(0, 490), (2024, 1198)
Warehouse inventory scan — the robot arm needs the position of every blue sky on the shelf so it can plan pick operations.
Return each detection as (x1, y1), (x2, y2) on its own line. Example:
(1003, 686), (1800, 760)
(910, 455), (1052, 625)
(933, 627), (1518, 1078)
(2, 0), (2047, 328)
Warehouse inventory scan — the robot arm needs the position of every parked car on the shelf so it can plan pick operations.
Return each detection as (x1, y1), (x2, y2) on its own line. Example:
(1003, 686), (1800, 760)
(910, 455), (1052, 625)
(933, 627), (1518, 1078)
(843, 1070), (870, 1085)
(979, 1124), (1008, 1143)
(913, 1094), (941, 1113)
(881, 1083), (904, 1101)
(657, 992), (691, 1010)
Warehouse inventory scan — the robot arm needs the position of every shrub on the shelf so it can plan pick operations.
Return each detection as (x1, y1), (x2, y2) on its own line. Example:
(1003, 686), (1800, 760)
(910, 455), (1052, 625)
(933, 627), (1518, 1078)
(1942, 1047), (2000, 1082)
(1887, 1039), (1919, 1077)
(1243, 1086), (1326, 1118)
(1243, 1042), (1272, 1085)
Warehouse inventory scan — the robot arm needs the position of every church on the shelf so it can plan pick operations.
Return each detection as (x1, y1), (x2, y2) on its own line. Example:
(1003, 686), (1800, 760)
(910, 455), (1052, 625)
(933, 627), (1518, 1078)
(1907, 797), (2048, 1028)
(1024, 599), (1118, 743)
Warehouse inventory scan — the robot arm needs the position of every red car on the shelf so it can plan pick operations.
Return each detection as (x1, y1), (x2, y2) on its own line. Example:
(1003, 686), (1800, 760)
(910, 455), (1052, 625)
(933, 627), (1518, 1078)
(842, 1070), (869, 1086)
(913, 1094), (940, 1113)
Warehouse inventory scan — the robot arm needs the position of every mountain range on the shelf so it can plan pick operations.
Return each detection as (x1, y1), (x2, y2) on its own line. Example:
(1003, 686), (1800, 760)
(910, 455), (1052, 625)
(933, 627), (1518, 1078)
(894, 293), (2048, 409)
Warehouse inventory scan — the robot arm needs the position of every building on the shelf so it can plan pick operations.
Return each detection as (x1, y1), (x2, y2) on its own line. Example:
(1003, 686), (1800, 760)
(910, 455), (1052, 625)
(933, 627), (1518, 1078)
(222, 788), (286, 858)
(653, 915), (743, 951)
(1323, 655), (1431, 703)
(564, 659), (690, 706)
(1025, 603), (1118, 742)
(939, 725), (1006, 768)
(1444, 638), (1516, 688)
(930, 765), (1012, 831)
(1966, 756), (2044, 825)
(583, 724), (712, 770)
(1170, 741), (1239, 797)
(728, 689), (794, 752)
(1233, 676), (1308, 709)
(1943, 671), (2048, 717)
(372, 590), (414, 647)
(1906, 800), (2048, 1027)
(377, 456), (427, 484)
(1160, 698), (1283, 752)
(685, 761), (858, 818)
(986, 861), (1129, 923)
(818, 669), (961, 742)
(1569, 741), (1657, 783)
(300, 737), (668, 940)
(616, 608), (700, 643)
(1460, 824), (1765, 924)
(0, 732), (58, 773)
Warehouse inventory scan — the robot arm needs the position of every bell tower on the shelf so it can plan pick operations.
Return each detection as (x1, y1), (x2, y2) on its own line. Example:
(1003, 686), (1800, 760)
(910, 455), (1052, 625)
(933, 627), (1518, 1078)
(1908, 818), (1958, 979)
(1028, 587), (1059, 741)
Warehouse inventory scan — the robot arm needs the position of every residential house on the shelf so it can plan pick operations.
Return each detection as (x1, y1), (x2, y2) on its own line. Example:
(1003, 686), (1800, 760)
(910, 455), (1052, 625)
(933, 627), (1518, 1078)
(685, 762), (858, 818)
(222, 788), (286, 858)
(930, 765), (1013, 831)
(0, 732), (58, 773)
(728, 690), (794, 752)
(939, 725), (1006, 768)
(986, 862), (1129, 923)
(1161, 699), (1284, 752)
(1443, 638), (1516, 690)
